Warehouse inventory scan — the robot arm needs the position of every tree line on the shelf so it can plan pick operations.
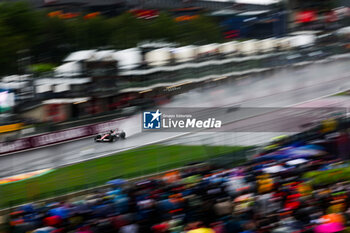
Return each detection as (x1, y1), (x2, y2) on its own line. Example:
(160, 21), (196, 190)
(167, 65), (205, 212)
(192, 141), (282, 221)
(0, 2), (223, 75)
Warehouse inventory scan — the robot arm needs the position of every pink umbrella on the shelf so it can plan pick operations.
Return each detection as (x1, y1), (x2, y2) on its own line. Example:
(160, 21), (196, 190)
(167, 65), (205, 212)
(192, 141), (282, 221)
(314, 222), (344, 233)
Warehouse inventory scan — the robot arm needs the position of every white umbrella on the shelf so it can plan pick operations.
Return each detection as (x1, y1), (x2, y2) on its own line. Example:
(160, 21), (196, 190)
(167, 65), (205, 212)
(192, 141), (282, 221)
(263, 165), (285, 174)
(286, 158), (308, 166)
(336, 27), (350, 36)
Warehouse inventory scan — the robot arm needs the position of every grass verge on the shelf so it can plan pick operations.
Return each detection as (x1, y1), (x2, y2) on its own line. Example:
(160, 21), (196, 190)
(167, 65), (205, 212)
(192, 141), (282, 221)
(0, 144), (250, 209)
(303, 164), (350, 187)
(333, 90), (350, 96)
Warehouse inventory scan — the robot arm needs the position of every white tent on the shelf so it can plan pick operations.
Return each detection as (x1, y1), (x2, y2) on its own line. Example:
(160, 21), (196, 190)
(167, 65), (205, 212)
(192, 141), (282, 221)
(88, 50), (116, 61)
(54, 83), (70, 93)
(0, 82), (27, 89)
(258, 38), (277, 53)
(113, 48), (142, 70)
(237, 40), (258, 55)
(219, 41), (238, 55)
(36, 77), (91, 85)
(197, 43), (219, 55)
(276, 37), (292, 50)
(36, 84), (52, 93)
(171, 46), (198, 63)
(64, 50), (96, 62)
(237, 10), (270, 16)
(54, 61), (82, 77)
(2, 75), (31, 82)
(145, 48), (172, 66)
(289, 34), (316, 48)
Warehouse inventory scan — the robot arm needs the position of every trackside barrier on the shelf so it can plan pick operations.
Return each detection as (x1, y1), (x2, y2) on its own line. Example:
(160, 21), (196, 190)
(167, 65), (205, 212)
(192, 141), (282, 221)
(0, 118), (125, 155)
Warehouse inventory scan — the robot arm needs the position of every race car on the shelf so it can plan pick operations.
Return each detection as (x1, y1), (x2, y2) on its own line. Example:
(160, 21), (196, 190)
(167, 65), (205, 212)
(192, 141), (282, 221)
(94, 129), (126, 142)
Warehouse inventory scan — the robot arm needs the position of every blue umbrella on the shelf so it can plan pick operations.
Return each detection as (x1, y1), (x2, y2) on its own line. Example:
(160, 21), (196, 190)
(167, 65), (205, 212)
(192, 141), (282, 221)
(107, 179), (126, 186)
(48, 207), (69, 219)
(18, 204), (35, 213)
(107, 188), (121, 196)
(253, 145), (324, 163)
(252, 153), (288, 163)
(302, 144), (325, 150)
(283, 146), (324, 158)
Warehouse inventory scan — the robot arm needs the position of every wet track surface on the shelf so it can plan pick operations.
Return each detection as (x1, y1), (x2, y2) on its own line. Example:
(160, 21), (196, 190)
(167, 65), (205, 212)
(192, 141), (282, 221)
(1, 61), (350, 177)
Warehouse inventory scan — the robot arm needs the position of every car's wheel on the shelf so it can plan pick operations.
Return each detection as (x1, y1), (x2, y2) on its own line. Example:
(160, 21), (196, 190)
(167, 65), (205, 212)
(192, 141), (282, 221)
(95, 135), (101, 141)
(120, 132), (126, 139)
(110, 136), (116, 142)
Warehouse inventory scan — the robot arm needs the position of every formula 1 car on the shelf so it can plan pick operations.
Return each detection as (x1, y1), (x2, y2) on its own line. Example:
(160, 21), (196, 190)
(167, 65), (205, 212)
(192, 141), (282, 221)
(94, 129), (126, 142)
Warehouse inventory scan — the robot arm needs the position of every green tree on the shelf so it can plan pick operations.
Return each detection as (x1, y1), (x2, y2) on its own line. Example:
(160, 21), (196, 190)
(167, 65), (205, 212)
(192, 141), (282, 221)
(69, 16), (113, 49)
(0, 2), (41, 40)
(33, 15), (74, 63)
(108, 13), (145, 49)
(0, 2), (224, 75)
(178, 15), (223, 45)
(0, 20), (28, 74)
(144, 12), (180, 42)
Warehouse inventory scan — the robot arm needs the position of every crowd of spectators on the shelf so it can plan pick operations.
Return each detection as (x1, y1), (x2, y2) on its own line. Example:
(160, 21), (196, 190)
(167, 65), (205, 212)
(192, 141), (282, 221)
(6, 127), (350, 233)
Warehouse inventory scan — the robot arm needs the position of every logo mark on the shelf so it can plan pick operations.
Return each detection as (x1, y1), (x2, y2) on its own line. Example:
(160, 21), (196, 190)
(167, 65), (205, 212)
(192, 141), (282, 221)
(143, 109), (162, 129)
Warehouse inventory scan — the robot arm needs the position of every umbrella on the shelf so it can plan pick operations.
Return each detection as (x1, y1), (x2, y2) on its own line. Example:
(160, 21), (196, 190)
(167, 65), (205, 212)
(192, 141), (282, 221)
(321, 213), (345, 224)
(336, 26), (350, 36)
(183, 175), (201, 184)
(93, 204), (114, 218)
(46, 202), (60, 208)
(314, 222), (344, 233)
(18, 204), (35, 213)
(106, 188), (121, 196)
(271, 135), (288, 142)
(74, 204), (91, 215)
(253, 145), (324, 163)
(252, 153), (287, 163)
(283, 146), (324, 158)
(33, 226), (56, 233)
(228, 168), (245, 177)
(107, 179), (126, 186)
(48, 207), (69, 219)
(303, 144), (324, 150)
(263, 165), (285, 174)
(136, 180), (152, 186)
(227, 177), (247, 191)
(187, 228), (216, 233)
(234, 194), (253, 202)
(286, 158), (308, 166)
